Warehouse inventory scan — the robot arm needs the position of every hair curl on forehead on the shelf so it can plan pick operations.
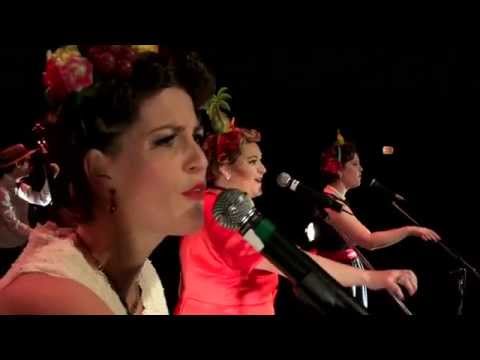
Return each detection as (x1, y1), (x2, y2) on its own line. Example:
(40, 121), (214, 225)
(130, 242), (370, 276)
(203, 127), (261, 182)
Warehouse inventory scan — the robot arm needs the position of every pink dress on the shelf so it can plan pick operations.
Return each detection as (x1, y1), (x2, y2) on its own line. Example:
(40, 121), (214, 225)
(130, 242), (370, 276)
(175, 190), (279, 315)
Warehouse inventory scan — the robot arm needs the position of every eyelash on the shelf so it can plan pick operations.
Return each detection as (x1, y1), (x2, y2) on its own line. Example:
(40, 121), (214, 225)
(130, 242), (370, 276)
(153, 130), (204, 148)
(194, 131), (205, 145)
(153, 134), (177, 147)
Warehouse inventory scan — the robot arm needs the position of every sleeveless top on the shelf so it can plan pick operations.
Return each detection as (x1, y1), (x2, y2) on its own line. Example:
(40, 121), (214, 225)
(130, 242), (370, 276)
(305, 185), (368, 308)
(0, 224), (169, 315)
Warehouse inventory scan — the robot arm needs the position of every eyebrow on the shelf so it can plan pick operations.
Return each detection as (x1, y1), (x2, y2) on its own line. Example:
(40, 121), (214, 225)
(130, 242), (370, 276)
(147, 123), (202, 136)
(247, 155), (262, 160)
(147, 125), (180, 136)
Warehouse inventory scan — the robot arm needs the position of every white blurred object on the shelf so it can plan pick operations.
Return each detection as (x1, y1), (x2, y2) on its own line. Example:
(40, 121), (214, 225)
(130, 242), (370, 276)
(382, 146), (395, 155)
(305, 222), (316, 242)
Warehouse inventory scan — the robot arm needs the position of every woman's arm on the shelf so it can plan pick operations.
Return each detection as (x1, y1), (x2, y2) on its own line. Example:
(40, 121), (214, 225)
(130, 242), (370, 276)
(324, 208), (440, 250)
(256, 252), (417, 300)
(0, 273), (114, 315)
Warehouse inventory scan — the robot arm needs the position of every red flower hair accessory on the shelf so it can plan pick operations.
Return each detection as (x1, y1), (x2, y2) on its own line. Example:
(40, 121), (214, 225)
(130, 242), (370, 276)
(43, 45), (162, 103)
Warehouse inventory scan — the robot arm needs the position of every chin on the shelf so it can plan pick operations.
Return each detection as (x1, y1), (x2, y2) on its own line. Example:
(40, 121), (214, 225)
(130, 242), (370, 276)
(350, 182), (361, 189)
(171, 203), (205, 235)
(251, 188), (263, 199)
(349, 177), (361, 188)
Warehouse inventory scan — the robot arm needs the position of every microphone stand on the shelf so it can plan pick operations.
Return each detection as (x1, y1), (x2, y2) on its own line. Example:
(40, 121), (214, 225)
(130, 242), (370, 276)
(449, 267), (467, 316)
(392, 201), (480, 281)
(392, 200), (479, 315)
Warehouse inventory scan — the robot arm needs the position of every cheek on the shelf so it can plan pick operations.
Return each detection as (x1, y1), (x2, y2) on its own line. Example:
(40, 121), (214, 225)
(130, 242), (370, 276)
(133, 161), (177, 199)
(232, 164), (255, 181)
(350, 170), (361, 184)
(116, 153), (174, 202)
(349, 171), (358, 181)
(122, 163), (181, 224)
(341, 169), (352, 182)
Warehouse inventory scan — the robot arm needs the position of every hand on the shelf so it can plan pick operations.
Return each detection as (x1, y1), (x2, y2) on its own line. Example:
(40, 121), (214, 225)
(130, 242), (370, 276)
(409, 226), (441, 242)
(366, 269), (418, 301)
(49, 163), (60, 179)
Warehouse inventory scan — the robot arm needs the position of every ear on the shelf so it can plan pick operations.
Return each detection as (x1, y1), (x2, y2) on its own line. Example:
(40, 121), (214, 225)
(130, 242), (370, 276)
(83, 149), (114, 195)
(218, 164), (232, 181)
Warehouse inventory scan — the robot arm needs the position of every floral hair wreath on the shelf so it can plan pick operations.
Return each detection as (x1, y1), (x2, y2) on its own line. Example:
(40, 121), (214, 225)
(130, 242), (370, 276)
(43, 45), (164, 106)
(201, 87), (260, 166)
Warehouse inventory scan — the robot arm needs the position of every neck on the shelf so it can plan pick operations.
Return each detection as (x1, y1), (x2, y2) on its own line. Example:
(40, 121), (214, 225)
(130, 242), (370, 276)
(214, 178), (231, 191)
(213, 180), (256, 200)
(212, 179), (240, 194)
(328, 181), (348, 199)
(210, 184), (228, 191)
(77, 212), (165, 309)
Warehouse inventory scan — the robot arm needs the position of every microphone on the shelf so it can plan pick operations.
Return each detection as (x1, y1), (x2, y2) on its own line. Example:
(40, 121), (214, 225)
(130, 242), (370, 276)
(369, 178), (406, 202)
(213, 189), (368, 315)
(276, 172), (343, 212)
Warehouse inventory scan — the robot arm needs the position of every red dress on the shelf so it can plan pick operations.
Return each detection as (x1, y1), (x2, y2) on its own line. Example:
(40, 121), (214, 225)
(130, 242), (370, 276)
(175, 190), (279, 315)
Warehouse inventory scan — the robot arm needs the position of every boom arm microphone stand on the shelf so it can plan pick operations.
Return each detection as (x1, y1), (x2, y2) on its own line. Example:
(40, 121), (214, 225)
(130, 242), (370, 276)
(392, 200), (478, 315)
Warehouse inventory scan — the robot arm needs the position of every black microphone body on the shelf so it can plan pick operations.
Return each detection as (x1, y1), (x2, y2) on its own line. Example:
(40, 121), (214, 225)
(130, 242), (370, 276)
(214, 190), (368, 315)
(277, 173), (343, 212)
(369, 179), (406, 202)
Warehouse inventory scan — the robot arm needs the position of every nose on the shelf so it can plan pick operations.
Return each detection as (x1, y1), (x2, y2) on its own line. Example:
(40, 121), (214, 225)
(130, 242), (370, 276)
(259, 162), (267, 175)
(186, 140), (208, 175)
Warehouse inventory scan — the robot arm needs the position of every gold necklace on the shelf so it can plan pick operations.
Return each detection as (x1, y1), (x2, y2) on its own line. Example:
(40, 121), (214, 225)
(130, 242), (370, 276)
(74, 232), (143, 315)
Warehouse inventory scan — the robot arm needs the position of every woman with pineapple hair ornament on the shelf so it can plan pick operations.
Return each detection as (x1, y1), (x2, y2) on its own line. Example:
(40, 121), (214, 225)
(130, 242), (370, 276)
(0, 44), (215, 315)
(175, 89), (420, 315)
(303, 130), (441, 309)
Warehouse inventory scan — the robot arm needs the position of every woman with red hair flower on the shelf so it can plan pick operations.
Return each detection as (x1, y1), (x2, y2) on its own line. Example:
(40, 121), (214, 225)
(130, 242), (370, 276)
(303, 132), (441, 308)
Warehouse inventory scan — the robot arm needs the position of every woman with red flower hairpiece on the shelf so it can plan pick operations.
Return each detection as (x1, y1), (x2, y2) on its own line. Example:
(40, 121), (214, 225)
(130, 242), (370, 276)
(301, 131), (441, 309)
(0, 45), (215, 315)
(175, 91), (420, 315)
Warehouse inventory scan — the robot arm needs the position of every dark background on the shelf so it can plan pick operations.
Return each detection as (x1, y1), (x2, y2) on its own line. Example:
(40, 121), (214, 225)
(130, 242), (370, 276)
(1, 47), (477, 315)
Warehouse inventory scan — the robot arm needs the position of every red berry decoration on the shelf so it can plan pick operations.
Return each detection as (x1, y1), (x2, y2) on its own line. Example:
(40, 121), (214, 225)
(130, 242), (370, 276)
(109, 45), (124, 55)
(93, 51), (116, 75)
(118, 46), (137, 62)
(116, 58), (133, 78)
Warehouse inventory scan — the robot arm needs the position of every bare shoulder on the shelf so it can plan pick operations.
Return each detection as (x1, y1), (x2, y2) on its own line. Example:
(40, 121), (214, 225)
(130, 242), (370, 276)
(0, 273), (114, 315)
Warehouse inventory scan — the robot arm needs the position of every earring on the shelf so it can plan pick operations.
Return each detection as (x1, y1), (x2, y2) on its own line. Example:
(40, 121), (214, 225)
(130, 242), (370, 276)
(109, 189), (118, 214)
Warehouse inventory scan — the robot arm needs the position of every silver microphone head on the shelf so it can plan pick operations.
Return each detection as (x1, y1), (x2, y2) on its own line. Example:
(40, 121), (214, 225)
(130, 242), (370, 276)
(213, 189), (256, 231)
(277, 172), (292, 188)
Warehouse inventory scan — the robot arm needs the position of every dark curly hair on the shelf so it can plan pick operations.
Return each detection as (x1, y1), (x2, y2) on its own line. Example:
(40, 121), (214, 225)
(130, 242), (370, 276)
(47, 49), (215, 222)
